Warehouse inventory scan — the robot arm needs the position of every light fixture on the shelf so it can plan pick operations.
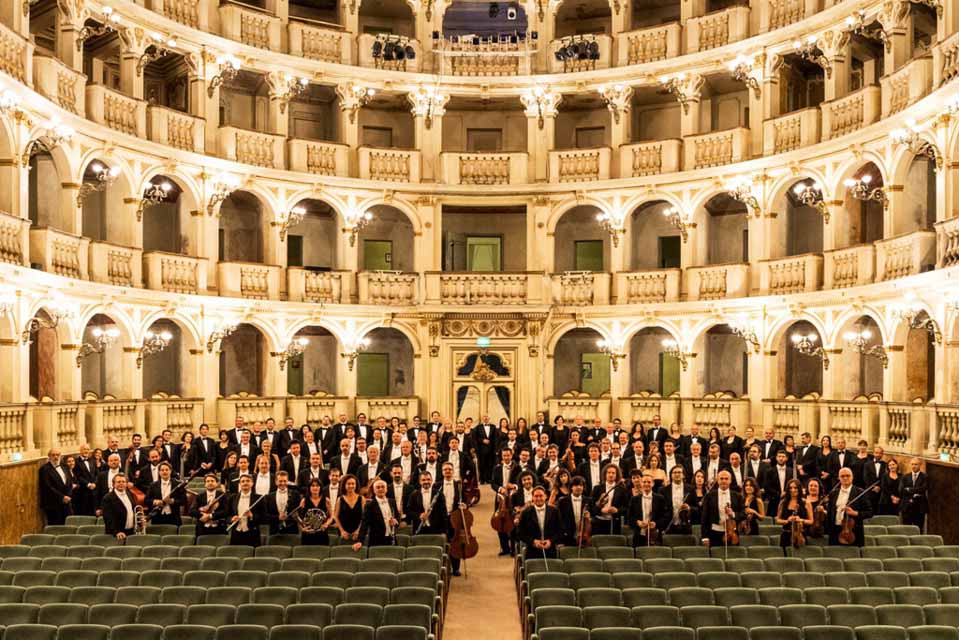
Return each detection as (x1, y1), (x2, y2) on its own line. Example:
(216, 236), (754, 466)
(207, 55), (241, 97)
(890, 120), (942, 170)
(372, 35), (417, 68)
(476, 336), (491, 355)
(136, 329), (173, 368)
(663, 206), (694, 242)
(22, 118), (75, 165)
(727, 316), (760, 353)
(136, 32), (177, 76)
(424, 0), (434, 20)
(661, 338), (689, 371)
(725, 176), (761, 216)
(76, 326), (121, 367)
(554, 35), (601, 71)
(0, 90), (26, 122)
(791, 35), (832, 77)
(275, 205), (306, 241)
(77, 163), (121, 207)
(595, 211), (625, 247)
(408, 85), (448, 130)
(844, 173), (888, 207)
(341, 335), (371, 371)
(277, 75), (309, 114)
(206, 173), (241, 215)
(791, 331), (829, 368)
(792, 180), (830, 222)
(337, 83), (375, 124)
(76, 8), (121, 50)
(844, 328), (888, 367)
(135, 180), (173, 221)
(206, 319), (239, 353)
(845, 10), (891, 51)
(596, 338), (626, 371)
(659, 73), (701, 115)
(521, 85), (560, 130)
(598, 84), (631, 124)
(276, 337), (309, 370)
(728, 54), (761, 99)
(21, 299), (74, 344)
(345, 210), (374, 247)
(892, 297), (942, 344)
(535, 0), (559, 20)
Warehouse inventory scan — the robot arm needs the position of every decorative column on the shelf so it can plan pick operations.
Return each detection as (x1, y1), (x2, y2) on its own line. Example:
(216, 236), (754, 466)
(413, 195), (439, 273)
(681, 0), (706, 23)
(121, 346), (143, 400)
(879, 0), (912, 73)
(197, 53), (239, 156)
(762, 54), (784, 122)
(600, 84), (633, 178)
(521, 87), (562, 182)
(529, 0), (560, 73)
(661, 73), (704, 138)
(529, 196), (551, 271)
(55, 0), (86, 72)
(340, 0), (360, 62)
(609, 0), (630, 34)
(266, 71), (302, 138)
(336, 82), (370, 177)
(117, 27), (147, 100)
(408, 86), (448, 182)
(817, 29), (851, 102)
(727, 54), (765, 157)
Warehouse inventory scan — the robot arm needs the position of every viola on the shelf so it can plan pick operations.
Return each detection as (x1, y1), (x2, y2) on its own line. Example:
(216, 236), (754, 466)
(490, 488), (515, 534)
(723, 505), (739, 545)
(450, 503), (479, 562)
(810, 496), (827, 538)
(790, 513), (806, 548)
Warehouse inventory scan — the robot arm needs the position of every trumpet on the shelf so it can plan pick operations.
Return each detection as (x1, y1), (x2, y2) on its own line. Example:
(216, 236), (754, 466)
(133, 505), (148, 535)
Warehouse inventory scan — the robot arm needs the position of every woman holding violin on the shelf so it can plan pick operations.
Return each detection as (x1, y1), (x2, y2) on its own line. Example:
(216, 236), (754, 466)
(739, 477), (765, 536)
(775, 478), (813, 550)
(806, 478), (827, 540)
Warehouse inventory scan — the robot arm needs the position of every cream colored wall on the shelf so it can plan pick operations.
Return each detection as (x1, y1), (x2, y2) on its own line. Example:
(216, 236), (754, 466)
(442, 210), (528, 271)
(358, 108), (415, 148)
(357, 207), (416, 271)
(554, 108), (610, 149)
(554, 206), (609, 271)
(633, 104), (682, 141)
(629, 329), (671, 394)
(630, 203), (681, 269)
(440, 110), (528, 152)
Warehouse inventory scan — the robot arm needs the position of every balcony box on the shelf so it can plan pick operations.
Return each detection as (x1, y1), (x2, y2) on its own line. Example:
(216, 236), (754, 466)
(288, 139), (350, 177)
(357, 271), (419, 305)
(440, 152), (528, 185)
(686, 6), (750, 52)
(620, 140), (682, 178)
(33, 55), (85, 116)
(217, 261), (281, 299)
(549, 148), (611, 183)
(289, 18), (350, 64)
(551, 272), (611, 305)
(29, 227), (89, 280)
(823, 244), (875, 289)
(875, 230), (936, 280)
(935, 29), (959, 86)
(425, 272), (545, 305)
(548, 34), (612, 72)
(357, 34), (421, 72)
(287, 268), (352, 303)
(881, 55), (933, 118)
(616, 23), (681, 65)
(762, 108), (820, 155)
(143, 251), (208, 294)
(613, 269), (681, 303)
(218, 126), (285, 169)
(821, 85), (880, 140)
(85, 84), (146, 138)
(686, 263), (749, 300)
(89, 241), (142, 288)
(759, 253), (822, 295)
(148, 106), (205, 153)
(684, 127), (749, 169)
(358, 147), (421, 183)
(219, 1), (281, 50)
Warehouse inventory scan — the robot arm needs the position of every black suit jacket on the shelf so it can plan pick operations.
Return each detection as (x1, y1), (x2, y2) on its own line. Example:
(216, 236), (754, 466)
(101, 491), (135, 535)
(280, 454), (306, 482)
(683, 456), (707, 481)
(557, 494), (592, 543)
(828, 450), (854, 477)
(407, 488), (448, 533)
(230, 442), (261, 462)
(589, 483), (629, 519)
(627, 492), (672, 534)
(315, 426), (340, 461)
(644, 427), (669, 448)
(442, 451), (476, 482)
(136, 464), (162, 493)
(491, 463), (516, 495)
(95, 468), (123, 507)
(680, 435), (707, 458)
(796, 444), (820, 479)
(744, 459), (771, 485)
(826, 484), (873, 545)
(862, 459), (888, 487)
(192, 438), (217, 469)
(161, 443), (181, 472)
(762, 464), (795, 507)
(296, 466), (327, 492)
(191, 489), (227, 529)
(329, 454), (361, 478)
(699, 489), (745, 540)
(759, 439), (783, 461)
(357, 462), (387, 488)
(358, 496), (399, 546)
(39, 461), (70, 510)
(146, 479), (187, 523)
(900, 472), (928, 515)
(225, 492), (266, 530)
(576, 460), (607, 493)
(266, 488), (301, 533)
(517, 504), (562, 550)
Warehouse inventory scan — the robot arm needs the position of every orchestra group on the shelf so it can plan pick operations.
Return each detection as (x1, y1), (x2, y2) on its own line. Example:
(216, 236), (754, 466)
(37, 411), (931, 567)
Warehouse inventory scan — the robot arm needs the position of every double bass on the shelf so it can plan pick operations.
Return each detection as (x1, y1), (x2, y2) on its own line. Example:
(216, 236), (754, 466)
(490, 488), (515, 535)
(449, 503), (479, 574)
(462, 453), (481, 507)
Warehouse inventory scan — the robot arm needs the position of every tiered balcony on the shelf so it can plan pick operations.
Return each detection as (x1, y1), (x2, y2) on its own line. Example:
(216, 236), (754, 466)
(145, 397), (205, 436)
(143, 251), (208, 294)
(760, 0), (816, 31)
(821, 85), (881, 140)
(32, 55), (85, 116)
(359, 147), (420, 182)
(288, 268), (352, 303)
(0, 21), (27, 84)
(759, 254), (823, 295)
(288, 139), (350, 177)
(935, 216), (959, 268)
(620, 140), (682, 177)
(425, 272), (545, 305)
(686, 6), (750, 52)
(547, 393), (612, 422)
(0, 211), (29, 266)
(547, 35), (612, 73)
(549, 148), (611, 183)
(85, 399), (144, 447)
(875, 230), (936, 281)
(88, 241), (142, 288)
(684, 128), (750, 169)
(763, 398), (821, 440)
(824, 244), (875, 289)
(613, 269), (682, 304)
(286, 393), (353, 428)
(683, 395), (750, 431)
(616, 394), (681, 426)
(148, 106), (205, 153)
(821, 400), (880, 444)
(685, 264), (749, 300)
(357, 35), (422, 72)
(881, 56), (934, 117)
(763, 108), (820, 154)
(550, 272), (611, 306)
(616, 23), (681, 65)
(218, 262), (282, 299)
(219, 126), (285, 169)
(880, 402), (931, 455)
(0, 404), (31, 462)
(85, 85), (147, 138)
(288, 19), (350, 64)
(29, 228), (89, 280)
(357, 271), (419, 305)
(219, 1), (282, 50)
(440, 152), (528, 185)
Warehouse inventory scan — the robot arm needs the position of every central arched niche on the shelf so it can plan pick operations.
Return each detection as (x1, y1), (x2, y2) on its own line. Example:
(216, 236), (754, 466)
(554, 328), (608, 398)
(219, 191), (264, 263)
(629, 327), (679, 396)
(629, 200), (682, 270)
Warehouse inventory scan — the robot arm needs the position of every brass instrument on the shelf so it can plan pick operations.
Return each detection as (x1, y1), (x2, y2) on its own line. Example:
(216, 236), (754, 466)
(296, 507), (328, 532)
(133, 505), (148, 535)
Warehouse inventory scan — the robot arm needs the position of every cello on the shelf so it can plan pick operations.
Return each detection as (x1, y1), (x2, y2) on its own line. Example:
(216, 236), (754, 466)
(490, 488), (515, 535)
(462, 453), (481, 507)
(450, 502), (479, 575)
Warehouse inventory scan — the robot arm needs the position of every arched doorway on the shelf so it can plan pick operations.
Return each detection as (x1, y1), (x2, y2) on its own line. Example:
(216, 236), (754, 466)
(554, 328), (608, 398)
(553, 205), (608, 272)
(219, 191), (265, 263)
(628, 200), (681, 270)
(219, 323), (267, 396)
(79, 314), (124, 399)
(629, 327), (679, 396)
(287, 325), (339, 396)
(781, 320), (824, 398)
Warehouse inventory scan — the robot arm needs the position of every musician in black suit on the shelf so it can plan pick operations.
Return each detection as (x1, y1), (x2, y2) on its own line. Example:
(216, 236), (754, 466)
(406, 471), (448, 535)
(39, 449), (72, 525)
(644, 416), (669, 449)
(900, 458), (928, 530)
(473, 418), (497, 483)
(683, 441), (707, 481)
(762, 450), (794, 511)
(281, 441), (305, 483)
(315, 418), (340, 462)
(758, 428), (783, 462)
(557, 477), (592, 546)
(680, 424), (707, 459)
(96, 453), (124, 511)
(744, 445), (771, 486)
(443, 436), (476, 485)
(297, 453), (326, 492)
(357, 446), (387, 490)
(190, 424), (217, 474)
(577, 444), (606, 494)
(329, 439), (361, 478)
(627, 475), (671, 547)
(700, 470), (745, 547)
(795, 432), (820, 482)
(386, 464), (411, 527)
(136, 449), (163, 493)
(231, 430), (260, 462)
(826, 467), (872, 546)
(275, 417), (299, 460)
(517, 486), (562, 559)
(146, 462), (186, 526)
(191, 474), (227, 537)
(721, 426), (744, 460)
(226, 474), (266, 547)
(258, 418), (280, 456)
(101, 473), (137, 538)
(589, 463), (629, 535)
(861, 445), (888, 510)
(354, 479), (399, 549)
(73, 445), (98, 516)
(660, 466), (692, 535)
(266, 471), (300, 535)
(827, 438), (852, 480)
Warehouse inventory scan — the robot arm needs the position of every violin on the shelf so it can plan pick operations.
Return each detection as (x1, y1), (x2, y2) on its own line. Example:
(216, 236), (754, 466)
(563, 448), (577, 472)
(490, 487), (515, 534)
(576, 510), (592, 547)
(723, 505), (739, 545)
(810, 496), (827, 538)
(450, 503), (479, 563)
(738, 496), (755, 535)
(790, 510), (806, 548)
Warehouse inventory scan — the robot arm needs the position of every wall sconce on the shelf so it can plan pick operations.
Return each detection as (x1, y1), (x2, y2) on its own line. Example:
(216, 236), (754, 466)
(424, 0), (434, 20)
(844, 328), (888, 367)
(725, 177), (761, 216)
(792, 181), (830, 222)
(661, 338), (689, 371)
(0, 90), (26, 122)
(476, 336), (491, 355)
(791, 331), (829, 369)
(727, 316), (760, 353)
(345, 210), (374, 247)
(890, 120), (942, 170)
(844, 174), (887, 208)
(76, 326), (121, 368)
(728, 54), (761, 99)
(408, 85), (448, 130)
(207, 55), (241, 97)
(136, 180), (173, 221)
(792, 36), (832, 77)
(521, 85), (560, 130)
(598, 84), (631, 125)
(77, 162), (121, 207)
(275, 206), (306, 241)
(276, 337), (309, 370)
(277, 75), (309, 114)
(136, 32), (177, 76)
(76, 8), (121, 50)
(206, 320), (239, 353)
(21, 300), (73, 344)
(338, 83), (375, 124)
(596, 339), (626, 371)
(136, 329), (173, 368)
(342, 335), (371, 371)
(663, 206), (694, 242)
(595, 211), (625, 247)
(845, 10), (891, 51)
(206, 173), (240, 215)
(659, 74), (699, 114)
(892, 299), (942, 344)
(22, 118), (75, 165)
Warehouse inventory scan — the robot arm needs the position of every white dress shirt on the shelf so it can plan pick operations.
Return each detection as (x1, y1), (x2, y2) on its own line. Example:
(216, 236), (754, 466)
(275, 489), (289, 516)
(376, 497), (393, 535)
(571, 495), (583, 526)
(160, 480), (173, 514)
(443, 480), (455, 514)
(392, 483), (405, 518)
(641, 492), (654, 522)
(237, 492), (252, 532)
(401, 457), (413, 483)
(670, 483), (684, 518)
(835, 486), (852, 525)
(589, 461), (601, 487)
(255, 473), (271, 496)
(117, 490), (134, 529)
(535, 506), (547, 536)
(713, 489), (731, 532)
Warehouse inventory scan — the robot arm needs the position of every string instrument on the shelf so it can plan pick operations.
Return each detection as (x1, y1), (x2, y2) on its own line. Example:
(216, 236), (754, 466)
(790, 508), (806, 548)
(147, 468), (201, 518)
(810, 496), (828, 538)
(562, 448), (577, 472)
(595, 481), (624, 510)
(723, 504), (739, 545)
(838, 479), (881, 545)
(738, 495), (757, 535)
(490, 488), (515, 534)
(462, 453), (481, 507)
(449, 503), (479, 564)
(125, 448), (146, 506)
(576, 507), (592, 547)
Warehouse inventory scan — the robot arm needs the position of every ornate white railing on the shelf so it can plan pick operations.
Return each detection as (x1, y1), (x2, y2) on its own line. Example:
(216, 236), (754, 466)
(217, 262), (281, 299)
(686, 263), (749, 300)
(760, 254), (823, 294)
(685, 128), (750, 169)
(549, 148), (611, 183)
(0, 210), (28, 266)
(426, 272), (546, 305)
(763, 108), (821, 154)
(289, 19), (349, 64)
(822, 400), (880, 444)
(218, 126), (285, 169)
(148, 106), (205, 153)
(89, 241), (141, 288)
(614, 269), (682, 303)
(219, 1), (281, 50)
(357, 271), (418, 305)
(762, 398), (821, 440)
(821, 85), (881, 140)
(935, 216), (959, 268)
(551, 272), (611, 306)
(145, 397), (204, 438)
(683, 397), (750, 431)
(617, 23), (681, 65)
(86, 400), (143, 447)
(288, 139), (350, 177)
(288, 268), (351, 303)
(143, 251), (207, 294)
(620, 140), (682, 177)
(824, 244), (875, 289)
(440, 152), (527, 185)
(0, 21), (27, 83)
(29, 227), (89, 280)
(686, 6), (750, 52)
(33, 55), (85, 116)
(359, 147), (420, 183)
(85, 85), (147, 137)
(875, 230), (936, 281)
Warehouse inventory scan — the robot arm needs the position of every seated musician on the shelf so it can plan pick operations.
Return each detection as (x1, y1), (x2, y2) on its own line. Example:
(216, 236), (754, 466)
(146, 461), (185, 527)
(700, 469), (745, 548)
(517, 486), (562, 559)
(101, 473), (137, 540)
(192, 473), (227, 537)
(557, 476), (591, 546)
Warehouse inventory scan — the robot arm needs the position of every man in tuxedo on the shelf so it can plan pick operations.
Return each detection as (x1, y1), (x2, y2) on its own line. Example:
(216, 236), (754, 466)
(628, 475), (670, 547)
(358, 445), (386, 489)
(147, 461), (186, 526)
(681, 424), (706, 459)
(473, 416), (497, 484)
(900, 458), (928, 530)
(517, 486), (562, 559)
(418, 446), (442, 487)
(827, 467), (872, 546)
(660, 439), (684, 476)
(101, 473), (137, 539)
(297, 452), (326, 491)
(39, 449), (71, 525)
(232, 429), (260, 461)
(382, 430), (405, 464)
(102, 436), (123, 466)
(73, 444), (97, 516)
(704, 443), (730, 486)
(258, 418), (279, 457)
(796, 432), (820, 481)
(727, 452), (745, 490)
(862, 445), (887, 510)
(193, 424), (217, 473)
(584, 417), (605, 445)
(136, 449), (163, 493)
(442, 436), (475, 484)
(333, 414), (351, 441)
(329, 439), (360, 478)
(266, 471), (300, 535)
(577, 444), (605, 493)
(645, 415), (668, 449)
(407, 471), (447, 535)
(558, 477), (591, 546)
(281, 440), (305, 482)
(425, 411), (443, 436)
(386, 464), (410, 527)
(192, 473), (227, 537)
(660, 465), (692, 535)
(354, 479), (399, 549)
(228, 415), (246, 445)
(354, 413), (372, 442)
(491, 447), (517, 556)
(314, 417), (338, 462)
(683, 441), (706, 480)
(760, 427), (783, 461)
(744, 445), (770, 486)
(829, 437), (851, 478)
(590, 464), (628, 535)
(226, 474), (266, 547)
(763, 450), (793, 511)
(391, 441), (418, 485)
(96, 453), (123, 511)
(276, 417), (299, 461)
(700, 470), (745, 547)
(160, 429), (181, 473)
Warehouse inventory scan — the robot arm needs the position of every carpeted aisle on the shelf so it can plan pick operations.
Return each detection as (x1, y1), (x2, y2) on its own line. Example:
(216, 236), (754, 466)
(442, 489), (523, 640)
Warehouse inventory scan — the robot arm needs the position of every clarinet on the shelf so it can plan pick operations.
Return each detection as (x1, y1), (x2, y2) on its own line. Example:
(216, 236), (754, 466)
(414, 488), (443, 535)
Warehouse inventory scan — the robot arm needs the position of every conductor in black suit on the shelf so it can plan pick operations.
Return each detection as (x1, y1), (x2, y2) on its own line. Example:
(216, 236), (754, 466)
(827, 467), (873, 546)
(354, 479), (399, 549)
(700, 470), (745, 547)
(38, 449), (72, 525)
(517, 485), (563, 559)
(101, 473), (137, 539)
(900, 458), (928, 531)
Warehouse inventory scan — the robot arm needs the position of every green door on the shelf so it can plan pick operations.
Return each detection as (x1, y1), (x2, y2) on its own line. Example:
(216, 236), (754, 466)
(364, 240), (393, 270)
(575, 240), (604, 271)
(466, 236), (502, 272)
(580, 353), (610, 398)
(660, 353), (680, 396)
(287, 356), (304, 395)
(357, 353), (390, 397)
(659, 236), (681, 268)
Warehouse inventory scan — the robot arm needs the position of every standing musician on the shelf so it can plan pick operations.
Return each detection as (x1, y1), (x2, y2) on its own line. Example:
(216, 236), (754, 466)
(492, 448), (517, 556)
(146, 461), (186, 526)
(775, 478), (813, 551)
(900, 458), (928, 531)
(101, 473), (137, 540)
(192, 474), (227, 537)
(266, 471), (300, 535)
(439, 462), (465, 576)
(517, 486), (562, 559)
(386, 464), (409, 527)
(557, 476), (591, 546)
(827, 467), (873, 546)
(661, 465), (692, 535)
(628, 475), (670, 547)
(297, 453), (326, 492)
(95, 453), (124, 511)
(442, 436), (475, 484)
(353, 479), (399, 550)
(700, 470), (745, 548)
(577, 444), (605, 494)
(38, 449), (72, 526)
(357, 445), (386, 491)
(298, 479), (332, 545)
(589, 464), (628, 534)
(407, 471), (448, 534)
(227, 474), (265, 547)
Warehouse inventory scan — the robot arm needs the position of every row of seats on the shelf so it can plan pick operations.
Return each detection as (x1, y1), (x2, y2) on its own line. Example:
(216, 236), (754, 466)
(0, 556), (442, 573)
(0, 623), (421, 640)
(0, 544), (444, 560)
(520, 556), (959, 574)
(544, 543), (955, 562)
(17, 533), (448, 548)
(532, 624), (959, 640)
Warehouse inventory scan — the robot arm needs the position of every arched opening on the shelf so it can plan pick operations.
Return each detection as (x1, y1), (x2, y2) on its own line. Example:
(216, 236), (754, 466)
(28, 310), (59, 401)
(836, 315), (884, 399)
(902, 312), (936, 402)
(287, 326), (338, 396)
(141, 320), (190, 398)
(629, 327), (679, 396)
(780, 320), (823, 397)
(286, 198), (338, 270)
(358, 91), (416, 149)
(700, 325), (748, 396)
(26, 0), (57, 56)
(80, 159), (133, 246)
(219, 69), (269, 132)
(840, 162), (885, 247)
(219, 191), (264, 263)
(896, 154), (937, 235)
(290, 0), (341, 26)
(80, 17), (121, 91)
(359, 0), (414, 38)
(142, 50), (191, 113)
(28, 150), (67, 231)
(79, 314), (124, 399)
(555, 0), (611, 38)
(554, 328), (609, 398)
(219, 323), (267, 396)
(357, 206), (415, 272)
(697, 193), (748, 266)
(629, 200), (682, 270)
(357, 328), (415, 397)
(141, 176), (192, 255)
(781, 178), (824, 256)
(554, 205), (609, 272)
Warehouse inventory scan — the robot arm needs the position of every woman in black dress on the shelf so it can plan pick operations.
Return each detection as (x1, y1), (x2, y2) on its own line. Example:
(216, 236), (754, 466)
(551, 417), (570, 455)
(878, 458), (902, 516)
(817, 435), (834, 492)
(299, 479), (331, 545)
(776, 478), (813, 550)
(741, 477), (765, 536)
(688, 469), (708, 527)
(567, 429), (587, 466)
(215, 430), (232, 471)
(805, 478), (826, 540)
(334, 474), (364, 542)
(548, 469), (572, 506)
(220, 451), (238, 489)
